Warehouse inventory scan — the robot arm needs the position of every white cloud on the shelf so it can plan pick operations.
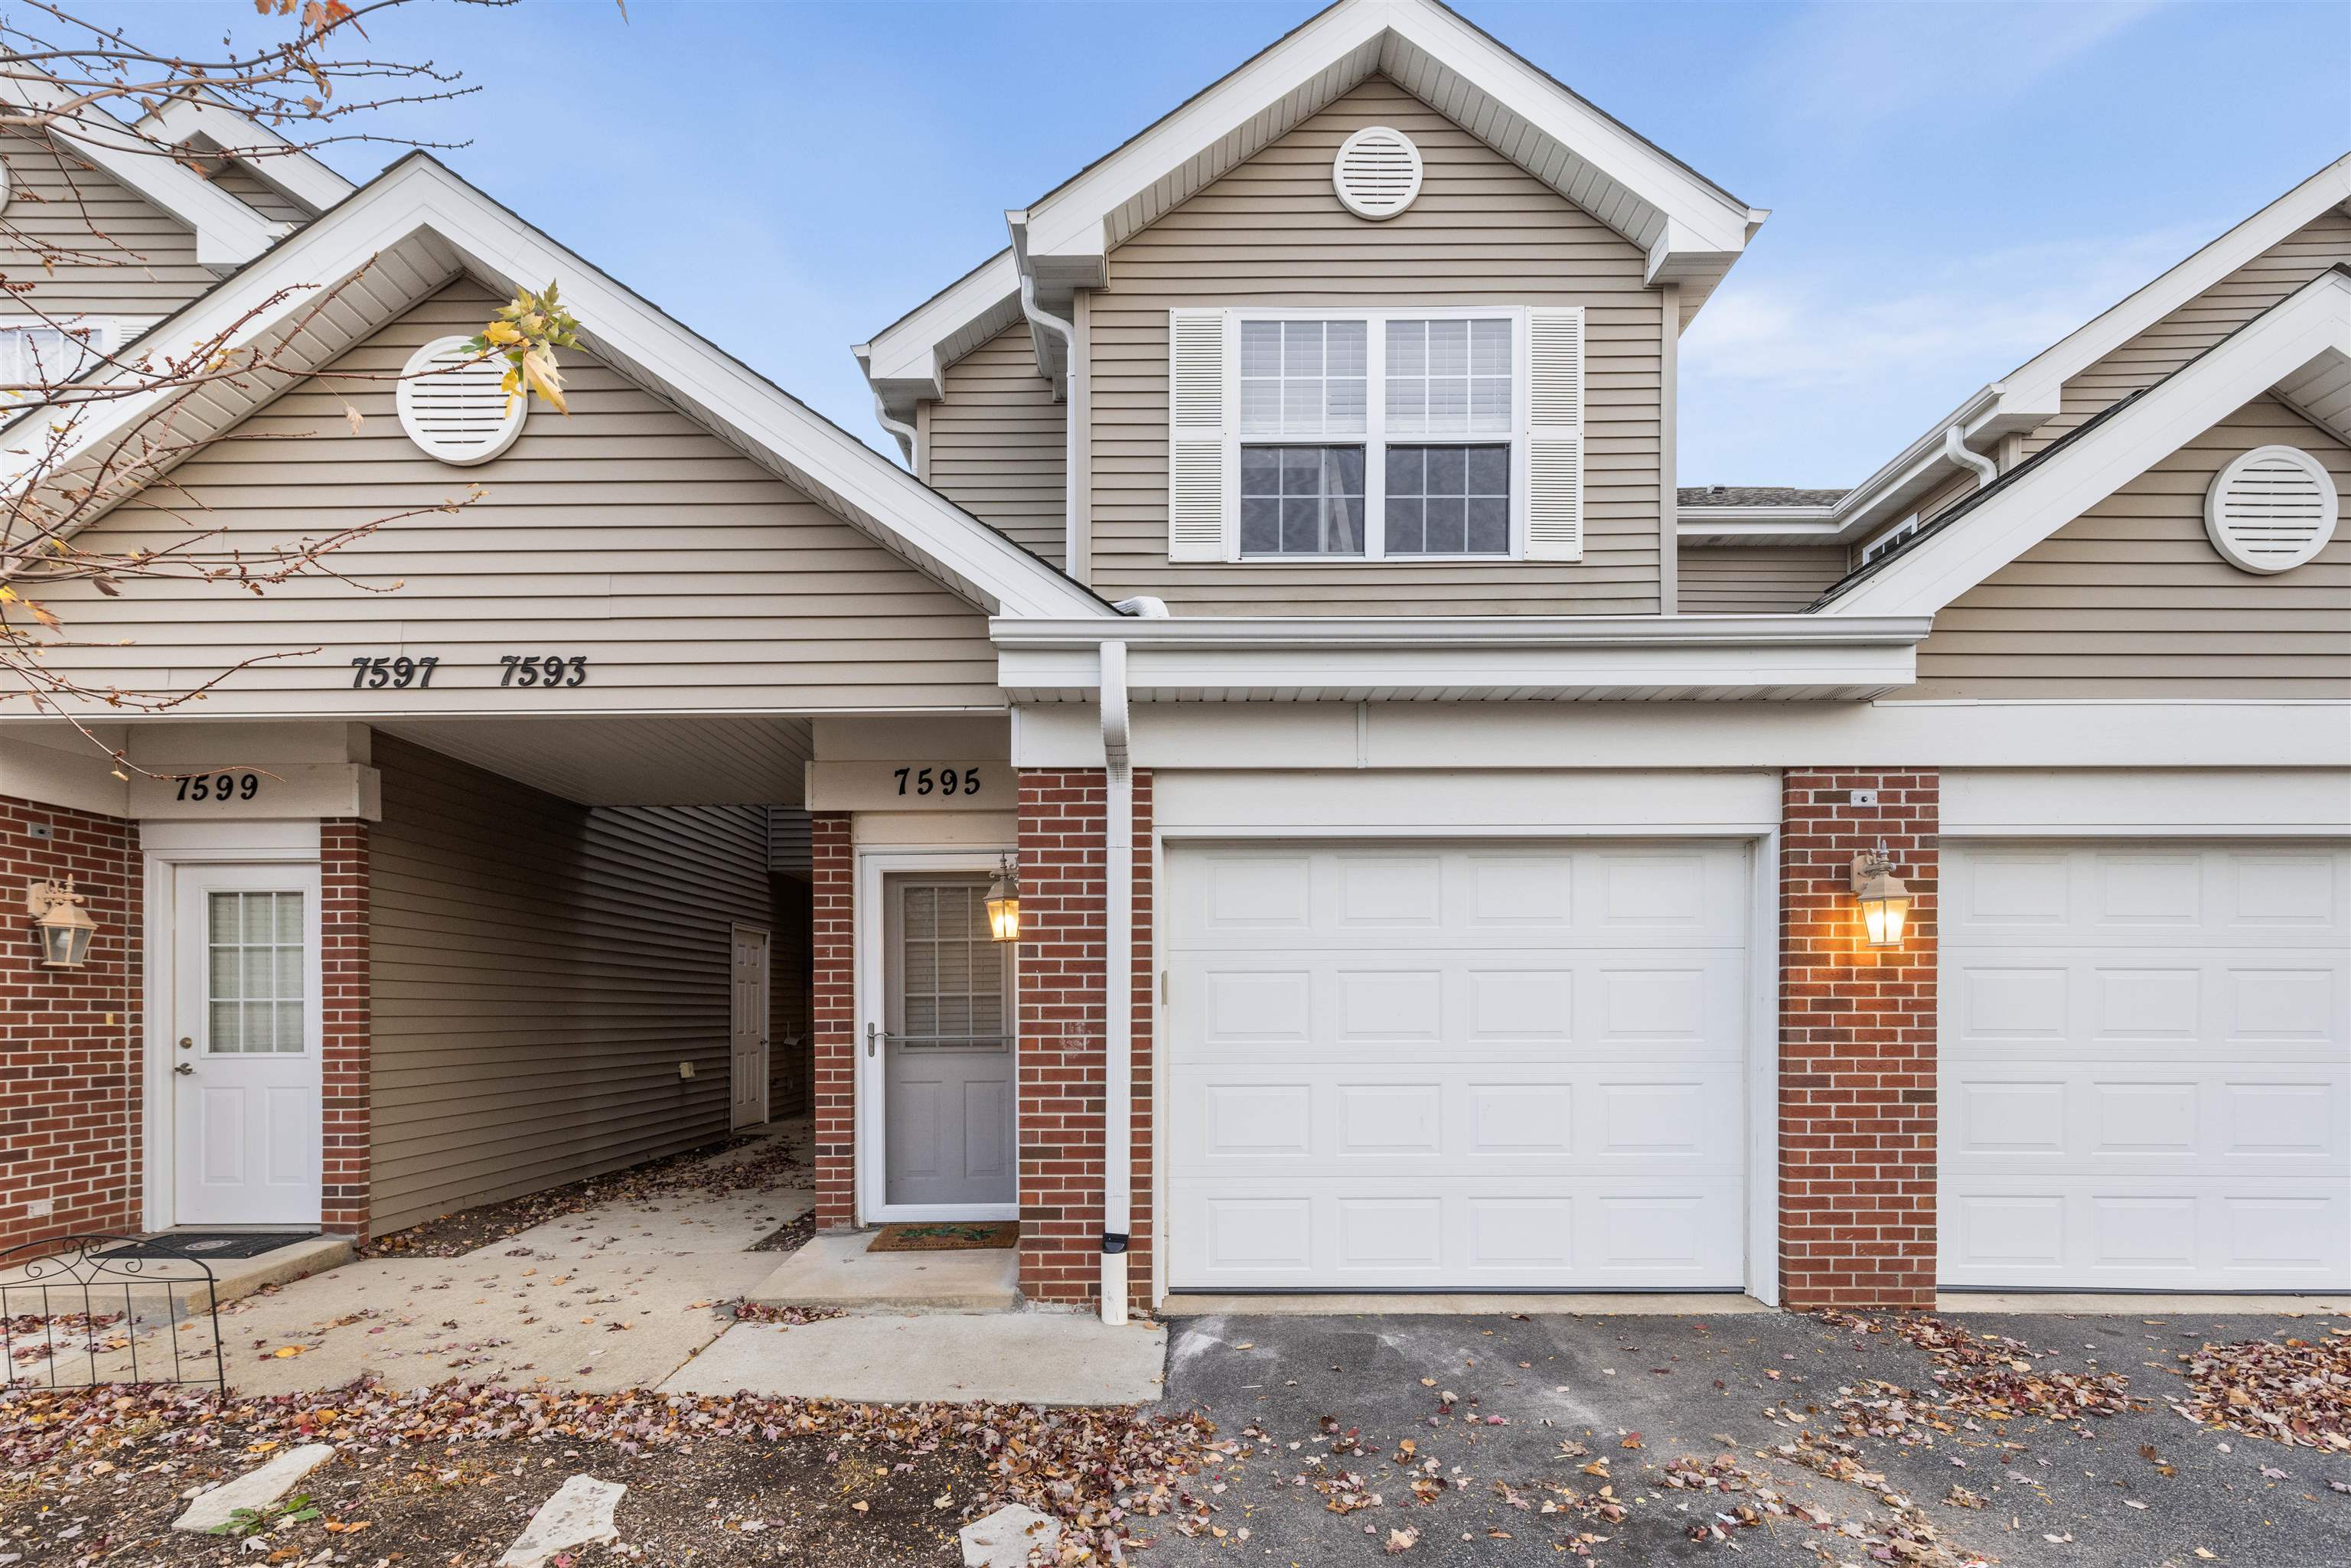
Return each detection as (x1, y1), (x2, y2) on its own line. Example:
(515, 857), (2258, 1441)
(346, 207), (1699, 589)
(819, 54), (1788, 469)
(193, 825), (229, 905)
(1678, 223), (2209, 481)
(1759, 1), (2159, 130)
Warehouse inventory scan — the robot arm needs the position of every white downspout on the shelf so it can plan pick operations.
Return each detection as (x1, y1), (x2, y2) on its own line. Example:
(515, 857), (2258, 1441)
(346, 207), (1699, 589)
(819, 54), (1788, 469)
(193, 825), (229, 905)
(1098, 639), (1133, 1326)
(1019, 272), (1085, 579)
(1942, 423), (1997, 489)
(872, 394), (918, 468)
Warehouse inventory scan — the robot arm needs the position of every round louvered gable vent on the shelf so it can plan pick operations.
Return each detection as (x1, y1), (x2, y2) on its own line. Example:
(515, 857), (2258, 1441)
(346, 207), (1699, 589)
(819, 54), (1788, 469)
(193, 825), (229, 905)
(2204, 444), (2338, 574)
(1332, 126), (1423, 220)
(396, 335), (526, 465)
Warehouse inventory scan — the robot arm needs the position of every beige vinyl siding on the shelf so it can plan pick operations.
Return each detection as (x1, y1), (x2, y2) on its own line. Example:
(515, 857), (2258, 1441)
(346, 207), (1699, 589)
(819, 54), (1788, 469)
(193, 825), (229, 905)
(2026, 210), (2351, 456)
(206, 159), (310, 225)
(1912, 466), (1981, 526)
(1914, 393), (2351, 699)
(1087, 78), (1664, 615)
(928, 323), (1065, 567)
(369, 733), (807, 1234)
(0, 133), (214, 319)
(1674, 545), (1847, 613)
(31, 280), (1006, 714)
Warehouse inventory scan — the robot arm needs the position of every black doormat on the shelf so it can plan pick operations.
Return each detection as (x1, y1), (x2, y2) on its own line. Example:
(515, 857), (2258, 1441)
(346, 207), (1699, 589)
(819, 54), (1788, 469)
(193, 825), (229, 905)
(98, 1231), (320, 1262)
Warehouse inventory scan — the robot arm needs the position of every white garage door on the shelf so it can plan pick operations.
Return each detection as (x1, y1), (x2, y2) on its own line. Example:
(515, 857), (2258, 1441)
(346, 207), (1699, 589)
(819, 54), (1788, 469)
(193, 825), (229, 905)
(1942, 843), (2351, 1291)
(1165, 840), (1752, 1291)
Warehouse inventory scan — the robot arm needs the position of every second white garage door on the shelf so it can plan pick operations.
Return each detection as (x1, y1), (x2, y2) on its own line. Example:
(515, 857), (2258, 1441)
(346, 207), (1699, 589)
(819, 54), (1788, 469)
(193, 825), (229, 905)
(1164, 840), (1753, 1291)
(1942, 843), (2351, 1291)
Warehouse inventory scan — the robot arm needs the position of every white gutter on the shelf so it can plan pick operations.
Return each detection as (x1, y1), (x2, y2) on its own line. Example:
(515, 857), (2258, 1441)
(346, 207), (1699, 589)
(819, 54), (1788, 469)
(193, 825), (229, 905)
(1098, 639), (1133, 1325)
(1016, 268), (1087, 582)
(1942, 423), (1997, 488)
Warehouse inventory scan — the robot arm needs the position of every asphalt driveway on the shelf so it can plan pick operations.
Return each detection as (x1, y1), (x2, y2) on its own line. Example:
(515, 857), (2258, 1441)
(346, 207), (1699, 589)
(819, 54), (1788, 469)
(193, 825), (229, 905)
(1148, 1306), (2349, 1566)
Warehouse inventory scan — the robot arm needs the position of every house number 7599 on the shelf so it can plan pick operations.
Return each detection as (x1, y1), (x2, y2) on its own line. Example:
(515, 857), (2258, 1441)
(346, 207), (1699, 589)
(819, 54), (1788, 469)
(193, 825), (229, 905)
(895, 766), (983, 797)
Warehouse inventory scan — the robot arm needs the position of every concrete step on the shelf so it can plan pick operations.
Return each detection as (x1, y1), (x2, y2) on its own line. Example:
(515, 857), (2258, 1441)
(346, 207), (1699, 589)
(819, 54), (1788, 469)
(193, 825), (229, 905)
(745, 1231), (1019, 1312)
(662, 1311), (1166, 1405)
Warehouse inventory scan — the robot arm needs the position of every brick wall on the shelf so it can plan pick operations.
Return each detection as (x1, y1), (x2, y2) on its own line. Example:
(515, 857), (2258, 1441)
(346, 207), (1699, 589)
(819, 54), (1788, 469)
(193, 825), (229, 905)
(1780, 770), (1939, 1309)
(320, 820), (370, 1237)
(810, 813), (855, 1230)
(0, 794), (141, 1256)
(1016, 769), (1153, 1312)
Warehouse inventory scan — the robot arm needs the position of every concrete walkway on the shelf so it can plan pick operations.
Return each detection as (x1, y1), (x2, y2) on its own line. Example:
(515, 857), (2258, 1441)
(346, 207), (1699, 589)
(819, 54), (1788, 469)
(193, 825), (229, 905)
(664, 1310), (1167, 1405)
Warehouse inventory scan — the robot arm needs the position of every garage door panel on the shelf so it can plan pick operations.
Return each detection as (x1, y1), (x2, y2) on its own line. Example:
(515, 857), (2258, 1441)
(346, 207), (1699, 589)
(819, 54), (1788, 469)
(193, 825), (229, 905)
(1942, 842), (2350, 1291)
(1168, 840), (1751, 1292)
(1173, 1176), (1746, 1289)
(1948, 845), (2347, 947)
(1173, 952), (1746, 1060)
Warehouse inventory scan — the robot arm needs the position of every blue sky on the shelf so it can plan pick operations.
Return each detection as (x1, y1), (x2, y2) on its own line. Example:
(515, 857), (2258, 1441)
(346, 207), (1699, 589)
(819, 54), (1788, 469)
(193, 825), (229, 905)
(103, 0), (2351, 486)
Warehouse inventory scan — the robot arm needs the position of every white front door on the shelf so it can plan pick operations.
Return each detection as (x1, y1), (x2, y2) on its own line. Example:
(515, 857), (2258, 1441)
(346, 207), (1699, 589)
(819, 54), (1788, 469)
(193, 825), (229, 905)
(1165, 840), (1752, 1291)
(730, 925), (771, 1129)
(171, 863), (324, 1227)
(1942, 842), (2351, 1290)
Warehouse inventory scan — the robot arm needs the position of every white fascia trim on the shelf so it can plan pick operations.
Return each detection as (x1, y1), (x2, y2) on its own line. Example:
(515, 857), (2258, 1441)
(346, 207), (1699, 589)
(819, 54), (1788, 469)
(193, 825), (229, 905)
(9, 155), (1112, 622)
(1993, 155), (2351, 425)
(856, 248), (1021, 412)
(993, 613), (1929, 700)
(1814, 156), (2351, 543)
(1676, 510), (1843, 546)
(1016, 0), (1753, 279)
(1832, 269), (2351, 618)
(135, 93), (357, 214)
(0, 73), (287, 269)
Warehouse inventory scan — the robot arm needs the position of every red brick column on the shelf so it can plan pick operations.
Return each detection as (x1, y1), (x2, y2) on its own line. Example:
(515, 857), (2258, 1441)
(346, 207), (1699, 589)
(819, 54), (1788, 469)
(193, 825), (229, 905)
(1016, 769), (1153, 1312)
(319, 820), (370, 1237)
(0, 794), (141, 1256)
(810, 813), (856, 1230)
(1780, 771), (1939, 1309)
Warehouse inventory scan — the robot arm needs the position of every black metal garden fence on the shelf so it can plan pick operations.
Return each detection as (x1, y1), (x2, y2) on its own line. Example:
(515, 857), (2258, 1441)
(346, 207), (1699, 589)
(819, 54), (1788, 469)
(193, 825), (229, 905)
(0, 1234), (225, 1394)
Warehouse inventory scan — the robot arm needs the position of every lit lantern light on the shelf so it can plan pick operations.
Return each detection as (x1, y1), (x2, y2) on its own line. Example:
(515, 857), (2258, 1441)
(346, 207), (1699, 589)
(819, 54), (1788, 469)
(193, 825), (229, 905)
(1849, 846), (1911, 949)
(985, 855), (1021, 944)
(24, 877), (99, 969)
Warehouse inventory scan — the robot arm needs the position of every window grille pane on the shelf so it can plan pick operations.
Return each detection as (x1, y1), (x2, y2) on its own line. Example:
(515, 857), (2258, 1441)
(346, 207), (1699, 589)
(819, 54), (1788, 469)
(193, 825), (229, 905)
(1241, 444), (1365, 556)
(1384, 442), (1511, 556)
(205, 889), (305, 1054)
(895, 879), (1006, 1047)
(1386, 317), (1512, 438)
(1239, 319), (1365, 438)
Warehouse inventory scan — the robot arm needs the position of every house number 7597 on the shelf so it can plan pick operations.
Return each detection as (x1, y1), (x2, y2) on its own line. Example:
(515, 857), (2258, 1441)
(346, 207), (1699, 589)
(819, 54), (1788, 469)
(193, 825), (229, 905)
(895, 766), (983, 797)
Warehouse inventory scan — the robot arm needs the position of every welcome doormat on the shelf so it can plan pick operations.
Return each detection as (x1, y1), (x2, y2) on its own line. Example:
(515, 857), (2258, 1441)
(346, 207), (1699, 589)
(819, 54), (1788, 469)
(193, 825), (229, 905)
(866, 1221), (1019, 1253)
(99, 1232), (320, 1262)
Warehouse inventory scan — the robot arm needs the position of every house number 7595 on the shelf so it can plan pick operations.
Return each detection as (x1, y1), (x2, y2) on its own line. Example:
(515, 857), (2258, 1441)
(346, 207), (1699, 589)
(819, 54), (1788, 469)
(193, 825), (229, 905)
(895, 766), (983, 797)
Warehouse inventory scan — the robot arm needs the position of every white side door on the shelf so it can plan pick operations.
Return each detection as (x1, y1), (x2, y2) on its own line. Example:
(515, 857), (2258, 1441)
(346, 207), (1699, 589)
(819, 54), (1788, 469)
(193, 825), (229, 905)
(171, 863), (324, 1227)
(730, 926), (771, 1130)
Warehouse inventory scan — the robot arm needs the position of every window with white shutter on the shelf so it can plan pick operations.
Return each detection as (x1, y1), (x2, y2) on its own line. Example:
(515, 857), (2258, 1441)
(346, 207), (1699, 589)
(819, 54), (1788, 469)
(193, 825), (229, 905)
(1164, 306), (1586, 564)
(1523, 307), (1584, 561)
(1167, 309), (1229, 561)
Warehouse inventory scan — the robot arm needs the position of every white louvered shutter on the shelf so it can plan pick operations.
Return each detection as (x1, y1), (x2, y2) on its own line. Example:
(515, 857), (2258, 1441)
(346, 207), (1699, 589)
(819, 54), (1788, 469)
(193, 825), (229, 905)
(1168, 309), (1231, 562)
(1523, 307), (1584, 561)
(396, 335), (527, 466)
(2204, 445), (2338, 574)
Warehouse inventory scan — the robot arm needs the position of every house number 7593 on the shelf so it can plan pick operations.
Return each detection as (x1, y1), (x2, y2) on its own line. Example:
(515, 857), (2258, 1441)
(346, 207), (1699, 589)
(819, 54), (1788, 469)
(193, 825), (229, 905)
(895, 766), (983, 797)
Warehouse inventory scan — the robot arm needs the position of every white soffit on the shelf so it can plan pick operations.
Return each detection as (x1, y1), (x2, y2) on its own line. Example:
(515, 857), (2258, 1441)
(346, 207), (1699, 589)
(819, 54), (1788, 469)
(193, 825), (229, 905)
(7, 154), (1111, 624)
(378, 715), (813, 807)
(1826, 267), (2351, 619)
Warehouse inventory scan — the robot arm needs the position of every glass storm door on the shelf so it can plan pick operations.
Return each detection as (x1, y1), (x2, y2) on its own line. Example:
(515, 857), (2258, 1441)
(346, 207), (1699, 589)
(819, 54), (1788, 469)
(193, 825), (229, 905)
(882, 875), (1016, 1208)
(171, 865), (323, 1226)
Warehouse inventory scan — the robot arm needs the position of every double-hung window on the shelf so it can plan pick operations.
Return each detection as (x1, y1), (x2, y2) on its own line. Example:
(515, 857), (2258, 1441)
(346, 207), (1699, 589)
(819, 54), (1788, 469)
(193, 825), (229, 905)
(1168, 305), (1584, 564)
(0, 321), (111, 397)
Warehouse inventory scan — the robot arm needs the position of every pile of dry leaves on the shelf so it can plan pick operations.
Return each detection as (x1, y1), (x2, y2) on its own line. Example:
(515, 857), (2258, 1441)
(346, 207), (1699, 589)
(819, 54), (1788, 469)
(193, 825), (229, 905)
(1813, 1312), (2139, 1433)
(0, 1374), (1229, 1560)
(2166, 1326), (2351, 1450)
(361, 1134), (808, 1259)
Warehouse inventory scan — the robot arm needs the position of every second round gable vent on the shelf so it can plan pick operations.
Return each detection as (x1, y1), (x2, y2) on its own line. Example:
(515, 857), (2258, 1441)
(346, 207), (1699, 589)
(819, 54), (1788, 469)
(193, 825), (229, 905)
(1332, 126), (1423, 220)
(2204, 444), (2337, 574)
(396, 335), (527, 465)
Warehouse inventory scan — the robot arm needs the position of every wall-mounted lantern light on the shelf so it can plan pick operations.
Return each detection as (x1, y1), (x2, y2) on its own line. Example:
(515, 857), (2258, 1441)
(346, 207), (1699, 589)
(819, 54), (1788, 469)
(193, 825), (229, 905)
(1849, 845), (1911, 950)
(985, 854), (1021, 944)
(24, 877), (99, 969)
